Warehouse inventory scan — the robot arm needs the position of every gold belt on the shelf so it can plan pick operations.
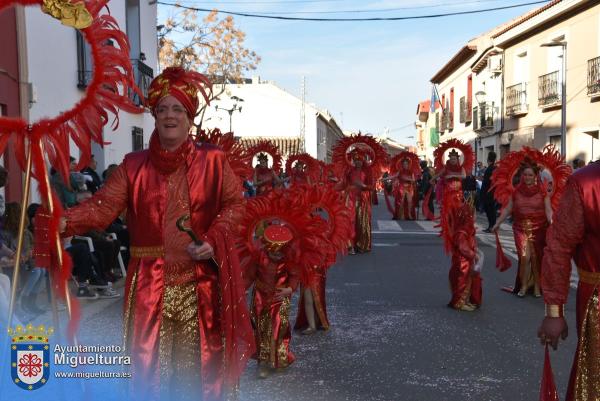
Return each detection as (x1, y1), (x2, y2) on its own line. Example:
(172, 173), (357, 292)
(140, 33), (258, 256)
(130, 246), (165, 258)
(578, 268), (600, 285)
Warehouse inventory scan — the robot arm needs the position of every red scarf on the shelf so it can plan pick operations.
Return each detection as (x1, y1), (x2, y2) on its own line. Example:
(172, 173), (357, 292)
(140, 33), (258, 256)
(148, 130), (193, 175)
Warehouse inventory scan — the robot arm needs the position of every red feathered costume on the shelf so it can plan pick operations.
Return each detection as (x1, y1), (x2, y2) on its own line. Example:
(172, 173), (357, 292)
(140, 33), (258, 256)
(63, 68), (254, 401)
(247, 141), (282, 196)
(541, 161), (600, 401)
(447, 204), (482, 309)
(386, 151), (421, 220)
(240, 191), (329, 374)
(491, 146), (571, 295)
(432, 139), (474, 254)
(333, 134), (388, 253)
(292, 184), (353, 332)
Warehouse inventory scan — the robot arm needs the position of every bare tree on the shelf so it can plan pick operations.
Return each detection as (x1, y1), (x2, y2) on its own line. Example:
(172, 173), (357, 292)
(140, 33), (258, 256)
(158, 7), (261, 124)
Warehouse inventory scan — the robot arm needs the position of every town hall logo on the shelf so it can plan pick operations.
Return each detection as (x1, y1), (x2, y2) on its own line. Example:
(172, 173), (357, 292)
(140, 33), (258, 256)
(9, 324), (54, 390)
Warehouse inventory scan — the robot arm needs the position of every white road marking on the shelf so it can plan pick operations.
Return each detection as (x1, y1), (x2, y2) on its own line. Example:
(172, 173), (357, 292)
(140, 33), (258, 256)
(377, 220), (403, 232)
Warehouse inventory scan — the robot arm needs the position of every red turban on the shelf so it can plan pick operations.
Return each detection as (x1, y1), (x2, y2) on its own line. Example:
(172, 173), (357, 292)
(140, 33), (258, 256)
(147, 67), (212, 118)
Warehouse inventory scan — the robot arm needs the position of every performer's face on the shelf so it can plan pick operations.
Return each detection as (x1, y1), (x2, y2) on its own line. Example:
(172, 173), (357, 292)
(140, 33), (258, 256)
(353, 159), (363, 168)
(155, 96), (192, 145)
(522, 168), (536, 185)
(402, 160), (409, 169)
(449, 155), (458, 165)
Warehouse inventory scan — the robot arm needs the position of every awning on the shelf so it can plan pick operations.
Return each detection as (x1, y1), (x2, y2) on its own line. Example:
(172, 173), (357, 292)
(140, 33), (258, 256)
(238, 136), (303, 157)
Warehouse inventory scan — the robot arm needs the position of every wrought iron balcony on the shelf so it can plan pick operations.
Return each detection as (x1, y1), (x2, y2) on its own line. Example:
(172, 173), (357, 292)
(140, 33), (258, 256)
(506, 82), (528, 116)
(538, 71), (561, 107)
(472, 102), (495, 132)
(587, 56), (600, 96)
(131, 59), (154, 106)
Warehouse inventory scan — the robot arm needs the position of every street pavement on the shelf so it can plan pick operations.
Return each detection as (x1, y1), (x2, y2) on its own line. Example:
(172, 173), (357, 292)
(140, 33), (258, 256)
(6, 196), (578, 401)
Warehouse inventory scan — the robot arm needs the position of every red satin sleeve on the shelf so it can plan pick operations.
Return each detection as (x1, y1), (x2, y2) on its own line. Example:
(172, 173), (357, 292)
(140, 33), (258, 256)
(287, 265), (300, 292)
(202, 161), (244, 248)
(63, 164), (128, 236)
(541, 179), (585, 306)
(456, 231), (476, 261)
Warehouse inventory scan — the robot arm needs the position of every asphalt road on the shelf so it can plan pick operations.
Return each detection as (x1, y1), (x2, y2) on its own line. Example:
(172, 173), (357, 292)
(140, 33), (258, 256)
(2, 197), (578, 401)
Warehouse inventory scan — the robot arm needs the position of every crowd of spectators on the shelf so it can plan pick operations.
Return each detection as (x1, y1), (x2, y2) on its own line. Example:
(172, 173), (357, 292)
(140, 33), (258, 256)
(0, 156), (130, 331)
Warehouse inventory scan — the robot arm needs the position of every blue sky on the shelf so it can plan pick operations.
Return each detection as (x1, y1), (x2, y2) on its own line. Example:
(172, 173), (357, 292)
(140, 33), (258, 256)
(157, 0), (549, 144)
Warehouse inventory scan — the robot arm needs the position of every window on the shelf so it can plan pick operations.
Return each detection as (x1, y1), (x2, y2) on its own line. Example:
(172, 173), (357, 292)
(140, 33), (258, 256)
(549, 135), (561, 150)
(76, 31), (93, 88)
(466, 75), (472, 123)
(126, 0), (141, 59)
(449, 88), (454, 130)
(514, 50), (528, 84)
(132, 127), (144, 151)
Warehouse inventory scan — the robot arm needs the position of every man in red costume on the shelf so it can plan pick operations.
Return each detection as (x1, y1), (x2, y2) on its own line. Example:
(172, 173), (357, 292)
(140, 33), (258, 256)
(60, 67), (254, 401)
(538, 161), (600, 401)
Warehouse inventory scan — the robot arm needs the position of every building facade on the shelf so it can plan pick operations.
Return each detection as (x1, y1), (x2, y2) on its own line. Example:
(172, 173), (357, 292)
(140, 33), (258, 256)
(23, 0), (157, 176)
(201, 78), (344, 161)
(418, 0), (600, 166)
(494, 0), (600, 164)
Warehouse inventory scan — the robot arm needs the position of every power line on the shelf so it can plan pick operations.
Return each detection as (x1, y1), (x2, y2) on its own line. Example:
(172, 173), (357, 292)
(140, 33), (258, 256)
(175, 0), (520, 15)
(157, 0), (550, 21)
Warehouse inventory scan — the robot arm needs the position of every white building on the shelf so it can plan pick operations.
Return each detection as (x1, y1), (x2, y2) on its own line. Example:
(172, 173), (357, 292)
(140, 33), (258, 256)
(200, 78), (344, 162)
(24, 0), (157, 175)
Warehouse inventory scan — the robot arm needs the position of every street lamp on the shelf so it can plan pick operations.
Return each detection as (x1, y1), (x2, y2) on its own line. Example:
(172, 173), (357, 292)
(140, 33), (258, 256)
(541, 40), (567, 157)
(215, 97), (244, 133)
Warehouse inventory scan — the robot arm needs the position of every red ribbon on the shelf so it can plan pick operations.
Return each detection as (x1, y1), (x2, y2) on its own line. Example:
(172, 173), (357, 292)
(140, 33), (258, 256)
(540, 344), (560, 401)
(495, 231), (512, 272)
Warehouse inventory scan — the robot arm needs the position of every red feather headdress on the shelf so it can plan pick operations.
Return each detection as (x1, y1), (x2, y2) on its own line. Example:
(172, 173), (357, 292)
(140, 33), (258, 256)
(491, 145), (572, 211)
(237, 190), (329, 284)
(0, 0), (142, 340)
(285, 153), (320, 183)
(245, 140), (283, 173)
(390, 151), (422, 178)
(433, 138), (475, 174)
(288, 184), (352, 264)
(332, 133), (389, 177)
(195, 128), (253, 180)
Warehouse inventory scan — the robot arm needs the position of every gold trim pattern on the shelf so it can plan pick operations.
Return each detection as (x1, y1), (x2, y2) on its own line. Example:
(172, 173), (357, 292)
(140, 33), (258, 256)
(130, 246), (165, 258)
(573, 291), (600, 401)
(578, 269), (600, 286)
(545, 304), (564, 318)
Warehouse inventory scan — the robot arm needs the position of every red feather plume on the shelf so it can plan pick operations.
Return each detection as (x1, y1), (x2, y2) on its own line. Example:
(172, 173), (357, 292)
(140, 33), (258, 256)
(332, 133), (389, 178)
(285, 153), (320, 183)
(390, 151), (422, 178)
(491, 145), (572, 211)
(237, 190), (329, 284)
(195, 128), (253, 180)
(433, 138), (475, 174)
(245, 140), (283, 174)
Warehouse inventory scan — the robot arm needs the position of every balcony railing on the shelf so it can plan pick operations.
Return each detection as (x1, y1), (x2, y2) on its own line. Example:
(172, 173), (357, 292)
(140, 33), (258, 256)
(472, 102), (495, 132)
(131, 59), (154, 106)
(538, 71), (561, 107)
(506, 82), (528, 116)
(587, 56), (600, 96)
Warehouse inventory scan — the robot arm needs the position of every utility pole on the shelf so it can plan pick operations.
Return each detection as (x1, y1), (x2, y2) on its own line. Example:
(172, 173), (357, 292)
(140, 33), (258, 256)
(300, 76), (306, 152)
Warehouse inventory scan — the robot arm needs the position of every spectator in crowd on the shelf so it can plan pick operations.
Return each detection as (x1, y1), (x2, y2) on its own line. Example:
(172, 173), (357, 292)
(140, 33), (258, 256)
(475, 161), (485, 180)
(0, 202), (34, 270)
(81, 154), (102, 194)
(577, 159), (586, 169)
(19, 204), (48, 315)
(102, 164), (119, 181)
(0, 270), (21, 331)
(481, 151), (498, 233)
(419, 160), (434, 217)
(0, 165), (8, 217)
(64, 235), (118, 299)
(463, 174), (478, 208)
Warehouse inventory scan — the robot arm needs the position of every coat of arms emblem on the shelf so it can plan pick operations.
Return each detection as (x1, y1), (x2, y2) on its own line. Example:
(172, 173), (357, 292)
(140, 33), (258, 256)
(9, 324), (53, 390)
